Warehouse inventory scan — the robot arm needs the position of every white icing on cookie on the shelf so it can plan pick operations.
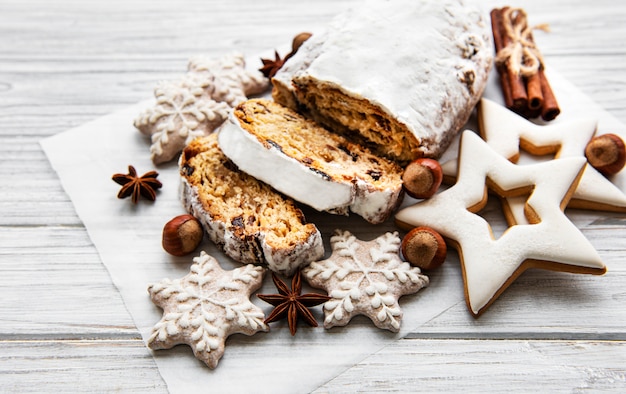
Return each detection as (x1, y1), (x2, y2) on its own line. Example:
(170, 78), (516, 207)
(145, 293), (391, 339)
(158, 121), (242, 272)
(147, 251), (268, 369)
(187, 52), (269, 106)
(480, 98), (626, 215)
(135, 80), (231, 164)
(302, 230), (428, 332)
(396, 131), (606, 316)
(135, 52), (269, 164)
(443, 98), (626, 219)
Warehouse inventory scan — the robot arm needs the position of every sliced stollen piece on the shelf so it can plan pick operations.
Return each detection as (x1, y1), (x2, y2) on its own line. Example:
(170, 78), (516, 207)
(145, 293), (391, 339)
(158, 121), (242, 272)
(272, 0), (493, 164)
(218, 99), (404, 224)
(179, 133), (324, 276)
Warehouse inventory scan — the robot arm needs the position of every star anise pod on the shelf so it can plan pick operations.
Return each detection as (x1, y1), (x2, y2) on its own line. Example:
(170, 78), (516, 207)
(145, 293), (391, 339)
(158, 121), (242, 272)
(259, 33), (312, 79)
(112, 165), (162, 204)
(259, 50), (285, 79)
(257, 270), (330, 335)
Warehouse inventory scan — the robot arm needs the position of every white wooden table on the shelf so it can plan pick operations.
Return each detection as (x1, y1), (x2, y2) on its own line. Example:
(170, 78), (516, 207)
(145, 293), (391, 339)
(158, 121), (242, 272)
(1, 0), (625, 392)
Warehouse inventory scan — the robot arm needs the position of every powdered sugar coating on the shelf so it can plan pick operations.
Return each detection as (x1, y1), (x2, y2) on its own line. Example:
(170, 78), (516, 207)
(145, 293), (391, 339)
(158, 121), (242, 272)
(273, 0), (493, 160)
(218, 115), (352, 212)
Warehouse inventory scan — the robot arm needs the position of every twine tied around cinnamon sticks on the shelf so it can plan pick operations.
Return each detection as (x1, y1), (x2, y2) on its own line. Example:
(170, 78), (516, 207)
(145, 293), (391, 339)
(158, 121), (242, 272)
(491, 7), (560, 121)
(495, 8), (549, 78)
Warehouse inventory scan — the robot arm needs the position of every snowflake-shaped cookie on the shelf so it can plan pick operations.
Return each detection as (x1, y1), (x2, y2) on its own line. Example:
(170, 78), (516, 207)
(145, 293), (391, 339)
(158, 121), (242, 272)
(302, 230), (429, 332)
(135, 80), (231, 164)
(147, 251), (268, 369)
(187, 52), (268, 106)
(135, 52), (269, 164)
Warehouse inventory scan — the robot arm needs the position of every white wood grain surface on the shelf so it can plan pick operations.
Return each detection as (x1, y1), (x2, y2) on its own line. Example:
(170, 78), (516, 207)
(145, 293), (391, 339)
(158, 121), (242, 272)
(1, 0), (625, 392)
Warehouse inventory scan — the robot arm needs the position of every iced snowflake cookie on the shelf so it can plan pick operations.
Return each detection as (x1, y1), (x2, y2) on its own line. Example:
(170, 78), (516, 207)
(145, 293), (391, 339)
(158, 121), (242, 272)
(147, 251), (268, 369)
(397, 131), (606, 317)
(135, 80), (232, 164)
(187, 53), (269, 106)
(302, 230), (428, 332)
(135, 53), (268, 164)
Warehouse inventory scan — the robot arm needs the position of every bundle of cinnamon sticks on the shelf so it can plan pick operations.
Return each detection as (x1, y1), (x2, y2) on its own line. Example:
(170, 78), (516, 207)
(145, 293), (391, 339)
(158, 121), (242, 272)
(491, 7), (560, 121)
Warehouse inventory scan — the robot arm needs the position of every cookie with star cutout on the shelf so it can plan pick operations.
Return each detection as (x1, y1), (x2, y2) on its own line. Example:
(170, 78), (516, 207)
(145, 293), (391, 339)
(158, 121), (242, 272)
(396, 131), (606, 317)
(441, 98), (626, 222)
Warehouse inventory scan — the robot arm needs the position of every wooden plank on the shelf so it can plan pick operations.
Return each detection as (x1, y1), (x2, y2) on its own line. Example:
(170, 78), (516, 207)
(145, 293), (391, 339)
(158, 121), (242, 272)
(0, 0), (625, 392)
(0, 230), (141, 337)
(313, 339), (626, 393)
(0, 339), (167, 393)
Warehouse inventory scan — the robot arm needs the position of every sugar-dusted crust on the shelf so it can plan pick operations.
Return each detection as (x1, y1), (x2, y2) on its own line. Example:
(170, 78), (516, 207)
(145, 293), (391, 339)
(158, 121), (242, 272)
(272, 0), (493, 164)
(218, 99), (404, 224)
(179, 133), (324, 276)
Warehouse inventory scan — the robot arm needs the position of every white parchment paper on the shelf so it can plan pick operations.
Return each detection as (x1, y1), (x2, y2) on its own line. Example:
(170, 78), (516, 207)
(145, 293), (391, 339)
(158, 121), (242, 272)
(41, 67), (625, 393)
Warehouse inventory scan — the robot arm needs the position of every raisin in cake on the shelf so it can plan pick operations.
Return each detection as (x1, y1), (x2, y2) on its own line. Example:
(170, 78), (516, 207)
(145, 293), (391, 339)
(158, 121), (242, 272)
(180, 133), (324, 276)
(272, 0), (493, 163)
(218, 99), (404, 224)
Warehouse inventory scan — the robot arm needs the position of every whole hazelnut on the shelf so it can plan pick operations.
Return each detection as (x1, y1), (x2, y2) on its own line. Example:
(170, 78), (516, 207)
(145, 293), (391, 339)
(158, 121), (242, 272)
(291, 32), (312, 53)
(162, 214), (203, 256)
(401, 226), (447, 270)
(283, 32), (313, 64)
(584, 133), (626, 176)
(402, 158), (443, 199)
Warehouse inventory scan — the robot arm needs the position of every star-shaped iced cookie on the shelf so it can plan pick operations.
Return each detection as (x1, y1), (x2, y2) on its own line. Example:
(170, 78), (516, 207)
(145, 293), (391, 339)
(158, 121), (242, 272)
(443, 98), (626, 222)
(147, 251), (268, 369)
(396, 131), (606, 317)
(302, 230), (428, 332)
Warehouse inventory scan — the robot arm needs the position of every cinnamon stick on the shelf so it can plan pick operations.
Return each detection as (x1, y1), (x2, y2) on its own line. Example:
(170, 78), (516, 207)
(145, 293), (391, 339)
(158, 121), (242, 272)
(490, 8), (514, 109)
(522, 23), (544, 112)
(494, 7), (528, 112)
(524, 25), (559, 120)
(539, 69), (560, 121)
(490, 6), (560, 121)
(526, 75), (543, 111)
